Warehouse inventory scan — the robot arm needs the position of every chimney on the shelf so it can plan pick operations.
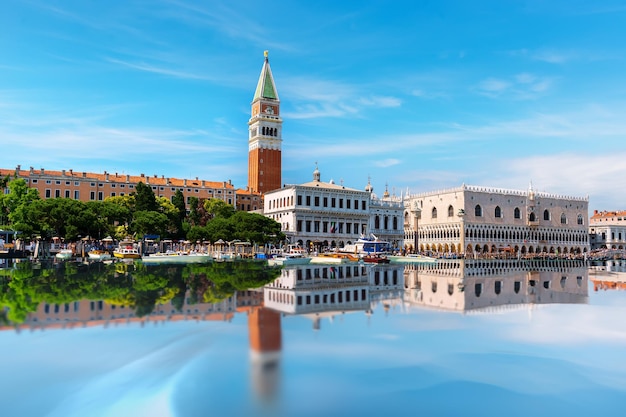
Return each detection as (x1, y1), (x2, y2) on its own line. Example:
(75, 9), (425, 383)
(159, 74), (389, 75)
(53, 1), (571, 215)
(62, 169), (66, 176)
(82, 172), (86, 178)
(166, 177), (170, 184)
(29, 167), (34, 174)
(16, 164), (21, 171)
(184, 179), (187, 186)
(126, 174), (130, 183)
(41, 168), (45, 175)
(105, 171), (109, 181)
(69, 169), (73, 175)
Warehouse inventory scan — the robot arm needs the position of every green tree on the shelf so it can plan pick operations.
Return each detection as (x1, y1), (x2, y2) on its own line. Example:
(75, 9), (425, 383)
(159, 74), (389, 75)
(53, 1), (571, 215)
(204, 198), (235, 220)
(130, 210), (169, 238)
(230, 211), (284, 245)
(134, 181), (158, 212)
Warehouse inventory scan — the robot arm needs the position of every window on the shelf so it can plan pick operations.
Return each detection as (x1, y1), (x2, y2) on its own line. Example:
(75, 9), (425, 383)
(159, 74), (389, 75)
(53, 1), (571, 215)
(475, 205), (482, 217)
(90, 191), (95, 200)
(339, 199), (344, 209)
(577, 214), (584, 225)
(495, 206), (502, 218)
(361, 200), (366, 210)
(45, 189), (51, 198)
(55, 189), (60, 198)
(32, 179), (38, 184)
(306, 196), (311, 205)
(64, 190), (70, 198)
(560, 213), (567, 224)
(55, 180), (61, 185)
(314, 196), (320, 206)
(297, 195), (302, 205)
(314, 221), (320, 232)
(323, 197), (328, 207)
(346, 199), (351, 209)
(514, 207), (521, 219)
(74, 190), (79, 199)
(332, 198), (336, 208)
(544, 210), (550, 221)
(432, 207), (437, 219)
(448, 205), (454, 217)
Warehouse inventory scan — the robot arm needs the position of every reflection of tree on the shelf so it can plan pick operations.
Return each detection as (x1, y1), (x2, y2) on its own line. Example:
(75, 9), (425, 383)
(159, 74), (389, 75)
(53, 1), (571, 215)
(0, 261), (280, 325)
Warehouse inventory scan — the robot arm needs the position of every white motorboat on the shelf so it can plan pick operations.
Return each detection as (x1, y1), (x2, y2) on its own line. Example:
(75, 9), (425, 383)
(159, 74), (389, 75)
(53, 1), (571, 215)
(142, 251), (213, 264)
(55, 249), (73, 260)
(388, 254), (438, 264)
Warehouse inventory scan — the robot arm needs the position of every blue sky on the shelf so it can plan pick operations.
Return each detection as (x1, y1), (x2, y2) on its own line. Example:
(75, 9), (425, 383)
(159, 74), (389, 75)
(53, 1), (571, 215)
(1, 1), (625, 211)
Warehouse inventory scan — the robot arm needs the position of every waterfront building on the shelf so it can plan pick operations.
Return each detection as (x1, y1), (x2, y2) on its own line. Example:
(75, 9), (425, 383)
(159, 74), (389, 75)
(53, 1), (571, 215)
(403, 183), (589, 257)
(589, 210), (626, 250)
(248, 51), (282, 194)
(403, 259), (588, 313)
(0, 166), (262, 211)
(263, 165), (404, 251)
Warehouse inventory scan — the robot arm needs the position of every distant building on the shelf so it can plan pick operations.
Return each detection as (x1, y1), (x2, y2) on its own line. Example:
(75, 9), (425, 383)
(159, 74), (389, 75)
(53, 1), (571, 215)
(403, 183), (590, 257)
(262, 165), (404, 251)
(0, 165), (263, 211)
(248, 51), (282, 194)
(589, 210), (626, 250)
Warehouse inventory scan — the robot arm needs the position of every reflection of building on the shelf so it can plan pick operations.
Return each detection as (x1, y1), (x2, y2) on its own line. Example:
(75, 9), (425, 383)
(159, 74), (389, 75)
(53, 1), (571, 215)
(263, 166), (404, 251)
(403, 259), (588, 313)
(248, 307), (282, 404)
(263, 264), (405, 329)
(589, 210), (626, 250)
(1, 290), (264, 331)
(404, 184), (590, 257)
(589, 260), (626, 291)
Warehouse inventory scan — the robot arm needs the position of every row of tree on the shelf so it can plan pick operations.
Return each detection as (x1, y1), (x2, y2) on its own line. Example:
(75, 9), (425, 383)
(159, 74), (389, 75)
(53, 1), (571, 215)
(0, 176), (285, 246)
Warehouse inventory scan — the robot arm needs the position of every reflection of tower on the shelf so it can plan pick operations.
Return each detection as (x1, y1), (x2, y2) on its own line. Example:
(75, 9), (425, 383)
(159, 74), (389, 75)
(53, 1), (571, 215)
(248, 307), (282, 404)
(248, 50), (282, 194)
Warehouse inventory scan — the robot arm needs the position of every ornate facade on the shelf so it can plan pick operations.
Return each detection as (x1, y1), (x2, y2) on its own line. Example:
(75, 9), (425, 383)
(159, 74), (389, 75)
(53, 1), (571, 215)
(403, 184), (589, 257)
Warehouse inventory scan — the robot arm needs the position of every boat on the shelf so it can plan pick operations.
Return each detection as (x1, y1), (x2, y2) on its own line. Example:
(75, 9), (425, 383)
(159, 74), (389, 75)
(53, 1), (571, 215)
(268, 246), (311, 266)
(55, 249), (73, 260)
(361, 254), (390, 264)
(340, 235), (392, 256)
(113, 243), (141, 259)
(310, 252), (360, 264)
(88, 250), (112, 261)
(388, 254), (438, 264)
(142, 251), (213, 264)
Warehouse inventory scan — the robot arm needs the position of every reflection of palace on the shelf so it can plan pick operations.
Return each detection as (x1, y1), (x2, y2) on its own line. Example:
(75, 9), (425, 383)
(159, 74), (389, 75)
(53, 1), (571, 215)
(263, 264), (405, 329)
(403, 259), (588, 313)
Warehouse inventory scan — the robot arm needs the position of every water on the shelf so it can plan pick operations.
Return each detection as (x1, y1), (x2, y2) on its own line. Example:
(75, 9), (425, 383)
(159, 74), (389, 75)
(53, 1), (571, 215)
(1, 259), (625, 416)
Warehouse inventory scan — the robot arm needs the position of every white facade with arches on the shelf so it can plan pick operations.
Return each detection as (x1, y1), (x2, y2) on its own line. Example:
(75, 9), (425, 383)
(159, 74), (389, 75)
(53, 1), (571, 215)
(403, 184), (589, 257)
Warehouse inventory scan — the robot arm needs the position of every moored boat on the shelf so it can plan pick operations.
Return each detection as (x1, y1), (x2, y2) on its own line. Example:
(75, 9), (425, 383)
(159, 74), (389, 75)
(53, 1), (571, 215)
(142, 251), (213, 264)
(113, 243), (141, 259)
(361, 254), (390, 264)
(310, 252), (360, 264)
(55, 249), (73, 260)
(88, 250), (112, 261)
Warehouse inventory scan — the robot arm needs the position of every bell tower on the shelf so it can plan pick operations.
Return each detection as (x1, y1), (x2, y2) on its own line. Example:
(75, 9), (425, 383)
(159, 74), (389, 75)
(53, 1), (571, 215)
(248, 51), (282, 194)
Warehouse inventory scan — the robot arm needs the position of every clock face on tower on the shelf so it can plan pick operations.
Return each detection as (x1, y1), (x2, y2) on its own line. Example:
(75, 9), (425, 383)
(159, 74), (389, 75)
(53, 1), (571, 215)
(263, 105), (275, 115)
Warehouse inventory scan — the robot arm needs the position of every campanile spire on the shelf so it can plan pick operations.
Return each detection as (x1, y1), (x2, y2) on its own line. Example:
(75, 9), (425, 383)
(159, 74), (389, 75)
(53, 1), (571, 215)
(248, 51), (283, 194)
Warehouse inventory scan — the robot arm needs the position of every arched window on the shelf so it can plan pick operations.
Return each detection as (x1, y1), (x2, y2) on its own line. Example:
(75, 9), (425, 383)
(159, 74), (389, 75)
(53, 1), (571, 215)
(448, 205), (454, 217)
(495, 206), (502, 218)
(543, 210), (550, 221)
(475, 205), (482, 217)
(577, 214), (583, 225)
(432, 207), (437, 219)
(514, 207), (521, 219)
(561, 213), (567, 224)
(529, 212), (536, 222)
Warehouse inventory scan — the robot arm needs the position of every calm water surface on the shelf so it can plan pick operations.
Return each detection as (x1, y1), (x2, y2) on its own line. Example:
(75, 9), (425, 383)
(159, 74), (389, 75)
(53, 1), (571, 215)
(1, 258), (625, 417)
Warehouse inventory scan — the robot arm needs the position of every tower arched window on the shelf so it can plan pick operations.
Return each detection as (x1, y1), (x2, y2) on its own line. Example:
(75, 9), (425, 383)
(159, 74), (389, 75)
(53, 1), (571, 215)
(514, 207), (521, 219)
(475, 205), (482, 217)
(544, 210), (550, 221)
(432, 207), (437, 219)
(448, 205), (454, 217)
(495, 206), (502, 218)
